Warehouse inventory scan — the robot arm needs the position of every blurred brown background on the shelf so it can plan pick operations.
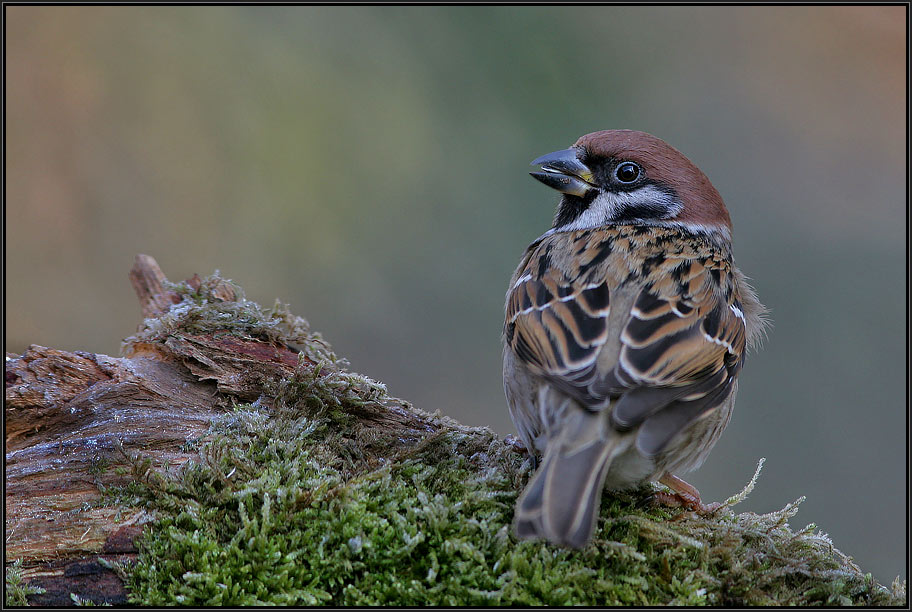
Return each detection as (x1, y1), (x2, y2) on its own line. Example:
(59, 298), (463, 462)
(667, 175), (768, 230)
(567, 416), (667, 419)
(5, 6), (906, 585)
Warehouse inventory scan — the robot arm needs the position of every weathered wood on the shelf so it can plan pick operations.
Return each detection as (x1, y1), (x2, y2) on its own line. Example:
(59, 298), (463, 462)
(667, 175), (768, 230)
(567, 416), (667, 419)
(4, 254), (437, 605)
(127, 253), (181, 319)
(5, 345), (220, 560)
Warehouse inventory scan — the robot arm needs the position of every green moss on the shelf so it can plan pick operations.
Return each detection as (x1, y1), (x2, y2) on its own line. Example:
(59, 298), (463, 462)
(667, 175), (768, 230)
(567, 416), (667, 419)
(6, 559), (46, 606)
(109, 272), (906, 606)
(121, 401), (906, 606)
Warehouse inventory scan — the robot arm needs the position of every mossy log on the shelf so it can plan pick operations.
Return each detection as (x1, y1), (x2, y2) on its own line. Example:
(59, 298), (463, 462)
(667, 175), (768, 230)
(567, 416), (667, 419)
(4, 255), (906, 606)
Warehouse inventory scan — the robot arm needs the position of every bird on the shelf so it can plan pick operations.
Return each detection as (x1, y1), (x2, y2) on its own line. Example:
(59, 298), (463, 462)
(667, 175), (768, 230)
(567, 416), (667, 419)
(502, 129), (768, 548)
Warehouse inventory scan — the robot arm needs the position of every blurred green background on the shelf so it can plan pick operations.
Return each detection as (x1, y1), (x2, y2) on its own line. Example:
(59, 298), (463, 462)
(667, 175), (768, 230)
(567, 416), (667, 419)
(6, 6), (906, 585)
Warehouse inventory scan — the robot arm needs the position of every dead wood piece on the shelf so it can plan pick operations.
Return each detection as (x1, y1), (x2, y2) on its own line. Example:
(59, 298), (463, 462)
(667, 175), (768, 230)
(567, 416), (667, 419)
(5, 347), (112, 450)
(128, 254), (181, 319)
(160, 334), (301, 400)
(5, 344), (220, 563)
(5, 254), (440, 605)
(21, 554), (138, 607)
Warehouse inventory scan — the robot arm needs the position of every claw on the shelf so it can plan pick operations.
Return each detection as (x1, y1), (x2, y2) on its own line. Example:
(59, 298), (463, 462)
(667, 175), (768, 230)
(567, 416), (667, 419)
(653, 473), (722, 516)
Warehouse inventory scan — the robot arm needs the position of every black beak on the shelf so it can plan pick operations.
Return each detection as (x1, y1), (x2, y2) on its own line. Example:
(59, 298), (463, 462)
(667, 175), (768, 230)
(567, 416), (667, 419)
(530, 148), (596, 197)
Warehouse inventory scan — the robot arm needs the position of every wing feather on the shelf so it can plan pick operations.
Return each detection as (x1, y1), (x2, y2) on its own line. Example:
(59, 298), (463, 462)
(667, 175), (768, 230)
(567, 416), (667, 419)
(505, 227), (747, 455)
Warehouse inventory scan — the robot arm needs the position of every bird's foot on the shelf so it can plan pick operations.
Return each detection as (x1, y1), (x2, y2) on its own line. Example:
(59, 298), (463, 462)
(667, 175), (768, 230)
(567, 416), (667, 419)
(651, 473), (722, 516)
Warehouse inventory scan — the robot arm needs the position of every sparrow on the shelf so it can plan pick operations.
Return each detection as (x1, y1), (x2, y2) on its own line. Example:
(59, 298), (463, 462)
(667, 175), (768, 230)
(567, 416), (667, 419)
(503, 129), (767, 548)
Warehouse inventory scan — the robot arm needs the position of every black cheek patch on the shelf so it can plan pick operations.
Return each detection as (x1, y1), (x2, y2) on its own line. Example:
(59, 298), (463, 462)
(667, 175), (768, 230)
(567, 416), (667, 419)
(611, 202), (674, 223)
(610, 182), (681, 222)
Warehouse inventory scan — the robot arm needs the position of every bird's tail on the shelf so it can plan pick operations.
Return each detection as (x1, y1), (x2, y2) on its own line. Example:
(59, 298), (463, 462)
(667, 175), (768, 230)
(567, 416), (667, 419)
(513, 407), (621, 548)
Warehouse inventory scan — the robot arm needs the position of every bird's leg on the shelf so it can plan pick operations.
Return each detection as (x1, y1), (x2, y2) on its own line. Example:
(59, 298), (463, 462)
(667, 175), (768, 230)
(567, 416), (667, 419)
(653, 473), (721, 515)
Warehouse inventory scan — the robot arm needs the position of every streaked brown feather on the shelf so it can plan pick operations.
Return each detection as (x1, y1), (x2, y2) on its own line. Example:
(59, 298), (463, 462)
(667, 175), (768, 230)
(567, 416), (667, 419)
(505, 225), (748, 454)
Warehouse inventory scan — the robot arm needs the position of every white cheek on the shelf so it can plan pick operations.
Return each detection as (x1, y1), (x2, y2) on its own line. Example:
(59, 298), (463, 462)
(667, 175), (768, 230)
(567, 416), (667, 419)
(558, 199), (614, 232)
(557, 185), (683, 231)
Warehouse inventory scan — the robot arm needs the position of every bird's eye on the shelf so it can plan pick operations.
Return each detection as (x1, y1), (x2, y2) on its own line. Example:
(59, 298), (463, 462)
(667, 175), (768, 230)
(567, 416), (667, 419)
(615, 162), (641, 184)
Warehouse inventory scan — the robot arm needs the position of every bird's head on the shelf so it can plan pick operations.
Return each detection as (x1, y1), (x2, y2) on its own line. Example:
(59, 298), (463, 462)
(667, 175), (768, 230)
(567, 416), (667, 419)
(531, 130), (732, 239)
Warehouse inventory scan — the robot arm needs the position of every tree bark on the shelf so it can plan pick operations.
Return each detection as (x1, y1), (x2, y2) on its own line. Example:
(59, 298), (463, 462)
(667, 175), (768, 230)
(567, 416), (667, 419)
(4, 255), (436, 605)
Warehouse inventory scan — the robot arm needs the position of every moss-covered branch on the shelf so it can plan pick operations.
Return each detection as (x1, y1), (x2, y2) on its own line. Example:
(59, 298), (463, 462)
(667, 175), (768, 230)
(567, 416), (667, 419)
(4, 255), (906, 606)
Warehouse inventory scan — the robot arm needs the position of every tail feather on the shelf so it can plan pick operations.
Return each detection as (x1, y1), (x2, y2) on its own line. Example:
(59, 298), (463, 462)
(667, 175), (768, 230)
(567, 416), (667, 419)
(514, 408), (618, 548)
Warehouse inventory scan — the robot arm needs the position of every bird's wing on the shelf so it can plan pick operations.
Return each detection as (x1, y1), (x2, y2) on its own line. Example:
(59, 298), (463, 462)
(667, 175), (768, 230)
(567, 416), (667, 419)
(504, 229), (747, 455)
(505, 260), (611, 378)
